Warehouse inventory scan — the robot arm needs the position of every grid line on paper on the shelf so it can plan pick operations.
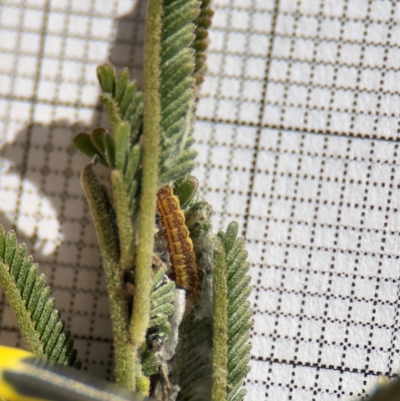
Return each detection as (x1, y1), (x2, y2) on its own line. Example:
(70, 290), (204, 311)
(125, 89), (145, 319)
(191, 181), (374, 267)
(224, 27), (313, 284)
(13, 0), (53, 252)
(256, 357), (400, 378)
(261, 0), (400, 140)
(254, 308), (396, 332)
(241, 0), (280, 239)
(246, 128), (400, 400)
(385, 45), (400, 381)
(0, 0), (52, 350)
(248, 239), (400, 260)
(197, 0), (400, 141)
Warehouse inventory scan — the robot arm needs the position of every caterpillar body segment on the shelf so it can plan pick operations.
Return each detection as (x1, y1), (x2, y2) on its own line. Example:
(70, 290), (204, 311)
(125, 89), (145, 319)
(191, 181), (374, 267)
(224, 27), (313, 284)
(165, 225), (189, 243)
(157, 185), (199, 299)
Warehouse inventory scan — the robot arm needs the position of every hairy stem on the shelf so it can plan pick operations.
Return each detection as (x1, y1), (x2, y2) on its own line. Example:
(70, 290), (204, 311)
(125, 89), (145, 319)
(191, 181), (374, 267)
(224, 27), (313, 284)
(129, 0), (162, 381)
(212, 237), (228, 401)
(81, 160), (134, 389)
(111, 170), (135, 272)
(103, 261), (133, 389)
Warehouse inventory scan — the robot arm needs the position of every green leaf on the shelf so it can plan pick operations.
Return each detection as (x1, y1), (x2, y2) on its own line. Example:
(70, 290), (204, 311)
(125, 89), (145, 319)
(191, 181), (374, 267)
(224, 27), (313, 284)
(125, 144), (141, 185)
(90, 128), (108, 164)
(120, 81), (139, 118)
(161, 25), (195, 64)
(0, 227), (80, 367)
(172, 181), (215, 401)
(158, 0), (200, 185)
(149, 267), (174, 333)
(127, 181), (139, 212)
(176, 315), (213, 401)
(185, 200), (213, 231)
(96, 64), (143, 143)
(99, 93), (122, 132)
(173, 175), (199, 209)
(218, 222), (252, 401)
(161, 78), (194, 115)
(103, 131), (116, 168)
(161, 91), (194, 131)
(223, 222), (239, 254)
(97, 63), (115, 94)
(159, 160), (197, 186)
(10, 244), (26, 279)
(114, 121), (131, 172)
(73, 132), (108, 167)
(163, 0), (199, 38)
(115, 68), (130, 103)
(141, 266), (175, 377)
(160, 61), (193, 100)
(211, 236), (228, 401)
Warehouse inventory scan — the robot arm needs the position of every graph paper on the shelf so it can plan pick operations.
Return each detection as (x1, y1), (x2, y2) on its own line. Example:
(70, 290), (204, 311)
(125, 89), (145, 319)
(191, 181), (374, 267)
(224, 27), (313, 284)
(1, 0), (400, 400)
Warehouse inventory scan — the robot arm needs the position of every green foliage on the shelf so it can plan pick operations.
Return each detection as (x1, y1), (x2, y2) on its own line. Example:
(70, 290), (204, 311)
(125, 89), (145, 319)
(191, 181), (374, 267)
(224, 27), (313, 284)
(74, 65), (143, 169)
(158, 0), (201, 186)
(193, 0), (214, 86)
(218, 222), (252, 401)
(81, 157), (136, 389)
(0, 226), (80, 368)
(81, 157), (120, 265)
(74, 128), (114, 168)
(97, 64), (144, 143)
(169, 176), (214, 401)
(142, 265), (175, 376)
(74, 67), (143, 220)
(176, 314), (213, 401)
(173, 175), (199, 208)
(211, 236), (228, 401)
(149, 266), (175, 333)
(176, 220), (251, 401)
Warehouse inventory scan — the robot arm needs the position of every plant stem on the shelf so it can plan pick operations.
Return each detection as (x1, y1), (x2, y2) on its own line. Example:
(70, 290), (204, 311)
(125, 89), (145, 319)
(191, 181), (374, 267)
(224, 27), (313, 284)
(111, 170), (135, 272)
(103, 261), (134, 389)
(211, 237), (228, 401)
(81, 160), (134, 389)
(129, 0), (162, 375)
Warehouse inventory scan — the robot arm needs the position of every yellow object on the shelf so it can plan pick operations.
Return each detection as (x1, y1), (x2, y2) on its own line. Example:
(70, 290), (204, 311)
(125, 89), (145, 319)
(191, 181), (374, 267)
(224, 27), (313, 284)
(0, 345), (151, 401)
(136, 375), (150, 396)
(0, 346), (40, 401)
(0, 346), (32, 371)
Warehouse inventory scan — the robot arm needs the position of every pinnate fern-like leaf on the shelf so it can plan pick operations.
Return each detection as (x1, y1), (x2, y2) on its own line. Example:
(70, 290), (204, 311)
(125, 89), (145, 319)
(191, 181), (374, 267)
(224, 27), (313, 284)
(74, 65), (143, 219)
(74, 128), (114, 168)
(149, 265), (175, 334)
(142, 265), (175, 376)
(74, 64), (143, 171)
(176, 314), (213, 401)
(170, 176), (214, 401)
(0, 226), (80, 368)
(158, 0), (201, 185)
(97, 64), (144, 143)
(218, 222), (252, 401)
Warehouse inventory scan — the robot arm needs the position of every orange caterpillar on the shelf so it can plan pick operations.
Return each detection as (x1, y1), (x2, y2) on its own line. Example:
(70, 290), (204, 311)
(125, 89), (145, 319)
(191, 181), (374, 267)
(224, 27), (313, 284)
(157, 185), (199, 300)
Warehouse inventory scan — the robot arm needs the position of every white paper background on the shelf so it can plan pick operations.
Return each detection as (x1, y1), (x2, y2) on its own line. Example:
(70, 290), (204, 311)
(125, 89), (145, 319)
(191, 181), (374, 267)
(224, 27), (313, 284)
(1, 0), (400, 400)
